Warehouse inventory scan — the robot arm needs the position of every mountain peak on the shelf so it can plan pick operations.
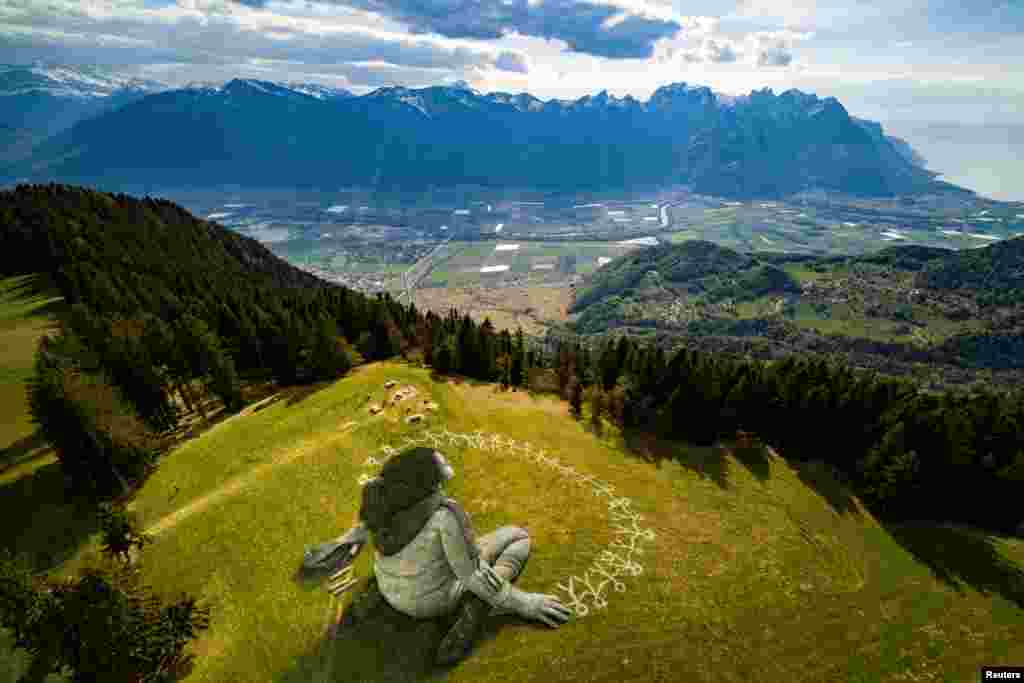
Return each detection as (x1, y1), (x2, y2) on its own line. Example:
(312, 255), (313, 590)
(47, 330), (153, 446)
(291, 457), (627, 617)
(0, 63), (165, 98)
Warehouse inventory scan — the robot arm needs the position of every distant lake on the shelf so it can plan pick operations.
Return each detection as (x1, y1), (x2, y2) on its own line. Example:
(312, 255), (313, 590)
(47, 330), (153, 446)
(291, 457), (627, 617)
(882, 121), (1024, 202)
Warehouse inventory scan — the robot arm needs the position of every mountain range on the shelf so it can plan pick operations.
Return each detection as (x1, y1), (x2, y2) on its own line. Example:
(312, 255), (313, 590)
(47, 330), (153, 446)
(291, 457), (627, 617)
(3, 65), (956, 198)
(0, 64), (166, 165)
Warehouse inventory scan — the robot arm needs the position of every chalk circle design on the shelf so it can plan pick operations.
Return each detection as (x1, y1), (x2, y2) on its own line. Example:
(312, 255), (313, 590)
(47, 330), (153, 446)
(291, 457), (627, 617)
(356, 429), (656, 618)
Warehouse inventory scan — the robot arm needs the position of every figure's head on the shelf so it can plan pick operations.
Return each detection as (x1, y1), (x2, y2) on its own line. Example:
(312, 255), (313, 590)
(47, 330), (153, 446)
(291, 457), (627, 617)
(359, 447), (451, 533)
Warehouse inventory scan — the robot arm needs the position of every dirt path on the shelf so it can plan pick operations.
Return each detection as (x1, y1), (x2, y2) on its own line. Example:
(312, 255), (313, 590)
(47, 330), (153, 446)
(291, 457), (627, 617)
(143, 419), (360, 537)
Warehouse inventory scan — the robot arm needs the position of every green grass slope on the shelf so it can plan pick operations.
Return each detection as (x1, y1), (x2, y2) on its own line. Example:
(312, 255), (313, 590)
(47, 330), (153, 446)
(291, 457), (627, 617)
(0, 273), (62, 469)
(4, 361), (1017, 683)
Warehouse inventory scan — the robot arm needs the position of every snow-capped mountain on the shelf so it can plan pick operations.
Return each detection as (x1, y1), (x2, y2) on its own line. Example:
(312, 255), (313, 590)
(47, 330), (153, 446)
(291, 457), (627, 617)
(12, 74), (948, 199)
(286, 82), (354, 100)
(0, 63), (166, 99)
(0, 64), (168, 165)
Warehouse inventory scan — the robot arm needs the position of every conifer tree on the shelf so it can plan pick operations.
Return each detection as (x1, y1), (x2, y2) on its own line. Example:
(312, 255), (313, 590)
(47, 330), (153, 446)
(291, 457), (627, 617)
(433, 337), (455, 375)
(589, 385), (605, 433)
(568, 378), (583, 419)
(96, 503), (152, 565)
(28, 339), (154, 500)
(309, 318), (352, 380)
(512, 327), (526, 388)
(479, 318), (497, 380)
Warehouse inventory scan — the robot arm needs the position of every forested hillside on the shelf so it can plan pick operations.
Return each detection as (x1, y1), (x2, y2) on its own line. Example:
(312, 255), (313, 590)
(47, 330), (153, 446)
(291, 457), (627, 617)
(569, 239), (1024, 386)
(2, 185), (1024, 681)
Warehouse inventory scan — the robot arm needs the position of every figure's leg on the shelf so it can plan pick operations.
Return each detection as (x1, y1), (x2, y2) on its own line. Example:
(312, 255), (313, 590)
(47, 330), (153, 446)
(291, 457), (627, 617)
(436, 527), (531, 666)
(476, 526), (531, 584)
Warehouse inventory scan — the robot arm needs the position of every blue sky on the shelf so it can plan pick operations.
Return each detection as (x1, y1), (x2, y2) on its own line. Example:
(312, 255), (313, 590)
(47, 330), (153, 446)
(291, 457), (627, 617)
(1, 0), (1022, 125)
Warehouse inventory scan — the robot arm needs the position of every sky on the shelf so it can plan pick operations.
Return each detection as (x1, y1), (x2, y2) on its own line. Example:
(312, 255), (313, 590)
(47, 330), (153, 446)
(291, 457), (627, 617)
(1, 0), (1022, 196)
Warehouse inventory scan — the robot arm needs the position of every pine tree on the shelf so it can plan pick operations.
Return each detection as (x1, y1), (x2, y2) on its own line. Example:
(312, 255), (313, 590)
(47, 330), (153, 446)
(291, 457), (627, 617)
(857, 420), (919, 506)
(309, 318), (352, 381)
(96, 503), (152, 565)
(433, 336), (455, 375)
(0, 554), (211, 683)
(28, 341), (154, 500)
(569, 378), (583, 419)
(589, 385), (605, 433)
(512, 327), (526, 388)
(479, 318), (497, 381)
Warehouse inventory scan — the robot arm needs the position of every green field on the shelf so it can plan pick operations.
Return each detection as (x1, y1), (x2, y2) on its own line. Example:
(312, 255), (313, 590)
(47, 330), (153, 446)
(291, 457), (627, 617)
(2, 361), (1022, 681)
(425, 242), (635, 286)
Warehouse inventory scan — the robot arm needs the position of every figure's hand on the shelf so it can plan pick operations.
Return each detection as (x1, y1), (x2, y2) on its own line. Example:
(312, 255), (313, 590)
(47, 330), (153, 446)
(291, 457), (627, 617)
(478, 564), (503, 593)
(341, 524), (369, 546)
(520, 592), (573, 628)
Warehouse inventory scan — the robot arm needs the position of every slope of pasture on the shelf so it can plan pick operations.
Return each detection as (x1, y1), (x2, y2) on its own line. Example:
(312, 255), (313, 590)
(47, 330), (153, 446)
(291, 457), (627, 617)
(33, 362), (1024, 683)
(0, 274), (61, 469)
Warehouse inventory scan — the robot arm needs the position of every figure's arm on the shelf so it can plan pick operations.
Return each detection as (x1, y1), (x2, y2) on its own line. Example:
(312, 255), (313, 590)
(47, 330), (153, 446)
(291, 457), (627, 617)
(438, 510), (571, 627)
(437, 509), (505, 602)
(337, 520), (369, 553)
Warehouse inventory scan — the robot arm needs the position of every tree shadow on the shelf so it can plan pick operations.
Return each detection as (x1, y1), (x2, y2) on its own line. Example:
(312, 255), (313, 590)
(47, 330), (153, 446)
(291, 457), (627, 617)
(0, 430), (53, 475)
(281, 381), (334, 408)
(0, 461), (102, 573)
(786, 459), (863, 518)
(618, 428), (730, 490)
(427, 371), (490, 389)
(886, 522), (1024, 609)
(615, 428), (865, 521)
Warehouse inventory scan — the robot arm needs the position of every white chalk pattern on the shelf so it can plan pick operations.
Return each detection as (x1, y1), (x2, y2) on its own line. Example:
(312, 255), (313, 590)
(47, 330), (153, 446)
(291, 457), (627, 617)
(356, 429), (656, 618)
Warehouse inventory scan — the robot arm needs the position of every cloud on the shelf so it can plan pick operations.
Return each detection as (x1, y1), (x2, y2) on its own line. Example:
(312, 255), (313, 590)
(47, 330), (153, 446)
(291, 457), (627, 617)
(0, 0), (524, 86)
(743, 29), (808, 67)
(756, 46), (791, 65)
(495, 50), (529, 72)
(235, 0), (685, 59)
(681, 37), (738, 63)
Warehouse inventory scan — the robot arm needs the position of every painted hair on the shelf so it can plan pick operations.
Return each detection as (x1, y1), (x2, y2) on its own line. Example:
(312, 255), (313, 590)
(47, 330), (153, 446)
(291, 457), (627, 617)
(359, 447), (445, 533)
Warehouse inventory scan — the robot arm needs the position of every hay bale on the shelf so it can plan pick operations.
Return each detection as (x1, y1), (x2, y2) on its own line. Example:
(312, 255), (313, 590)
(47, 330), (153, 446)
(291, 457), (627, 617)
(368, 404), (383, 415)
(384, 380), (398, 389)
(406, 414), (425, 424)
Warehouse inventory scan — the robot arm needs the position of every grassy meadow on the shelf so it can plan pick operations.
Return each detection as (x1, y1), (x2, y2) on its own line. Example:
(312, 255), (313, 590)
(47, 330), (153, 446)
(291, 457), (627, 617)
(1, 357), (1022, 681)
(0, 274), (62, 475)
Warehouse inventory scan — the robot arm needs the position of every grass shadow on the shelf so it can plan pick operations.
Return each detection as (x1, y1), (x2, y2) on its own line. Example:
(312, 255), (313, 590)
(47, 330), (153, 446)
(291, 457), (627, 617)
(0, 430), (53, 475)
(886, 522), (1024, 609)
(0, 461), (101, 573)
(618, 428), (730, 489)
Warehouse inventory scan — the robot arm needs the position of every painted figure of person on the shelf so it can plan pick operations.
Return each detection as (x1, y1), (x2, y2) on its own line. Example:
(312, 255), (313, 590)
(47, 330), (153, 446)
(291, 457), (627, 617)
(334, 446), (572, 665)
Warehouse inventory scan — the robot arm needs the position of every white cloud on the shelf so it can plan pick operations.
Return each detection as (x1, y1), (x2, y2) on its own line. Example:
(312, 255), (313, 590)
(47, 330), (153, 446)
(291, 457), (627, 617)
(0, 0), (533, 84)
